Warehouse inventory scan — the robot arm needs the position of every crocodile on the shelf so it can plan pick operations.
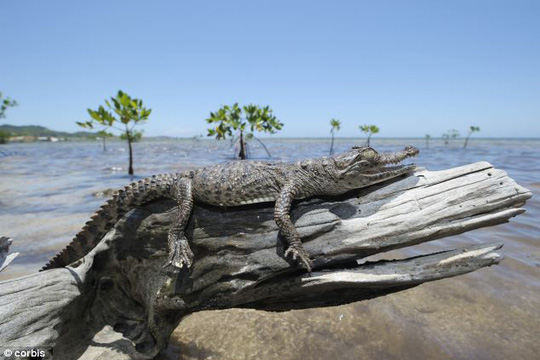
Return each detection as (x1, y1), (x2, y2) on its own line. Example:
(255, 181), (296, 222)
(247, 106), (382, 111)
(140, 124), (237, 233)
(42, 145), (419, 272)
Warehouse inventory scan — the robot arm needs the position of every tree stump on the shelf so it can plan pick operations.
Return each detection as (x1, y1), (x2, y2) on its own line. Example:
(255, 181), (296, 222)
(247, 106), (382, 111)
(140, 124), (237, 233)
(0, 162), (531, 359)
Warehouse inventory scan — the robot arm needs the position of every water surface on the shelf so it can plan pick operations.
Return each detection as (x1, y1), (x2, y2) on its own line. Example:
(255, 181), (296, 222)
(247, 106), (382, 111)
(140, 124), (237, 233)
(1, 138), (539, 359)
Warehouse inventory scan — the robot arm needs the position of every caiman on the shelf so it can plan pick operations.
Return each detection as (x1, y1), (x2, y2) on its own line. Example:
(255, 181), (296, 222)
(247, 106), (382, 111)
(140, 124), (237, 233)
(42, 145), (419, 272)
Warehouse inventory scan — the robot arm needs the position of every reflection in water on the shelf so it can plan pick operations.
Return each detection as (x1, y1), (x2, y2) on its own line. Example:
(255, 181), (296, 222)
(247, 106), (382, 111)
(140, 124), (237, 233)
(1, 138), (539, 359)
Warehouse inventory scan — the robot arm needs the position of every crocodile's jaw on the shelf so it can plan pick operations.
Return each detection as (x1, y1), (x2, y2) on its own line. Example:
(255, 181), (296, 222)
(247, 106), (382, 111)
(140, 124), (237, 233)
(336, 146), (419, 190)
(356, 163), (417, 185)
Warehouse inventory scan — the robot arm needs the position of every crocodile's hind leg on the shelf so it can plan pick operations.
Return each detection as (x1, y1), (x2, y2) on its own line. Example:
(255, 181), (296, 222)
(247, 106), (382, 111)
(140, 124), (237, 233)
(274, 182), (313, 271)
(165, 177), (195, 270)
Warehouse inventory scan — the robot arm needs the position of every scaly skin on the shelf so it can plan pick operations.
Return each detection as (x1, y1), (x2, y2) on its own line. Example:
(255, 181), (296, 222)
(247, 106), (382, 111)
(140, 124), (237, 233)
(42, 146), (419, 271)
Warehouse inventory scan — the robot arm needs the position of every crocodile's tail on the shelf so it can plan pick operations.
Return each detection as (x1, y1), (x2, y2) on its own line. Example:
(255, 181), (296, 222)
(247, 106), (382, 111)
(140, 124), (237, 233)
(41, 173), (179, 271)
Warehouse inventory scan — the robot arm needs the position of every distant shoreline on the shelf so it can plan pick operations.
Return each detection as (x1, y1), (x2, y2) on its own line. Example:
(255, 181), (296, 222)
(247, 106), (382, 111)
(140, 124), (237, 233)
(3, 136), (540, 144)
(1, 124), (538, 142)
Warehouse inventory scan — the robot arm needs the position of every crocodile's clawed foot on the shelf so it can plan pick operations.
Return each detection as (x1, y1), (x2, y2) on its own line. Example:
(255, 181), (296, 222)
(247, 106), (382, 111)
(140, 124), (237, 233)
(163, 241), (194, 271)
(284, 246), (313, 272)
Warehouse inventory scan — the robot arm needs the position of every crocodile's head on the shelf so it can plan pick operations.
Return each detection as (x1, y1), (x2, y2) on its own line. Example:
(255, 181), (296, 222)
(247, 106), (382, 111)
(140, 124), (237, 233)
(332, 145), (419, 189)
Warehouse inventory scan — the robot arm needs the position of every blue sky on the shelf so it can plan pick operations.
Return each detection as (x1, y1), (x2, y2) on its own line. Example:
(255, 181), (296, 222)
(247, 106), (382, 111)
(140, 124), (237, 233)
(1, 0), (539, 138)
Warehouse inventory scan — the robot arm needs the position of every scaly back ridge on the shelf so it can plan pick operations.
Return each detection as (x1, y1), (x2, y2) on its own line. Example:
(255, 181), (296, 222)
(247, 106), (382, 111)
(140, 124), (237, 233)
(41, 173), (178, 270)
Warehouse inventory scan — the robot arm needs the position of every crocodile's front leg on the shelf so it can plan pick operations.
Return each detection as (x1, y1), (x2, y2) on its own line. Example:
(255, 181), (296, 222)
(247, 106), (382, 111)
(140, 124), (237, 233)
(274, 182), (313, 271)
(165, 177), (194, 269)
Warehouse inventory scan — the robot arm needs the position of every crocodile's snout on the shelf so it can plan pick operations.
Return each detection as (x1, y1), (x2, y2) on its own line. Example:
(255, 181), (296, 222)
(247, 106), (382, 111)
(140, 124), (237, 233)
(405, 146), (420, 157)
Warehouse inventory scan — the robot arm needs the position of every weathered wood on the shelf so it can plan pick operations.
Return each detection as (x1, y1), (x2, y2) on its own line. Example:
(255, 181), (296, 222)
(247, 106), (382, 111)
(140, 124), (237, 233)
(0, 162), (531, 359)
(0, 237), (18, 273)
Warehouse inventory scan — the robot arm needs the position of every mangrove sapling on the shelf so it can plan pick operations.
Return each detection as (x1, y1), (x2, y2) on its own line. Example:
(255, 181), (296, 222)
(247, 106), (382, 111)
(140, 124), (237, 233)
(96, 130), (113, 152)
(359, 124), (379, 146)
(77, 90), (151, 177)
(0, 92), (17, 119)
(0, 130), (10, 145)
(442, 130), (459, 146)
(329, 118), (341, 155)
(206, 103), (283, 160)
(442, 133), (450, 145)
(449, 129), (460, 142)
(0, 92), (18, 145)
(463, 126), (480, 149)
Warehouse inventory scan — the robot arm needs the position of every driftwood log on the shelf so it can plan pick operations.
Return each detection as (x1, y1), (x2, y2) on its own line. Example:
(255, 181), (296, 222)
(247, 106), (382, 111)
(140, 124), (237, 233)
(0, 162), (531, 359)
(0, 237), (18, 273)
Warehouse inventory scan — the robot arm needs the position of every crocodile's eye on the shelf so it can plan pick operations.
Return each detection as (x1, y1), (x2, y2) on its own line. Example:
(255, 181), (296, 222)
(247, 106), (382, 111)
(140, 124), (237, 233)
(363, 149), (376, 159)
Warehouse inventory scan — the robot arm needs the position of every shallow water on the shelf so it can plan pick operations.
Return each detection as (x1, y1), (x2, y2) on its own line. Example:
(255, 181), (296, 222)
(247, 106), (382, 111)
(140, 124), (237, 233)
(1, 138), (539, 359)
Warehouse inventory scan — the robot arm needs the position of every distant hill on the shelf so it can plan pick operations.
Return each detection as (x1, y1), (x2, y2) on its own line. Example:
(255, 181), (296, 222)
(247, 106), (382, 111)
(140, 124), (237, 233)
(0, 125), (97, 138)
